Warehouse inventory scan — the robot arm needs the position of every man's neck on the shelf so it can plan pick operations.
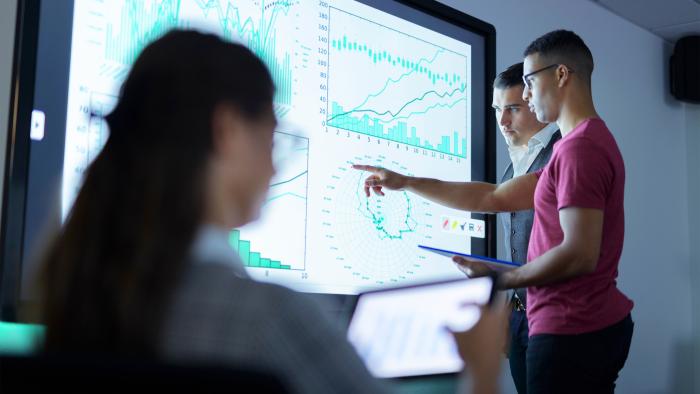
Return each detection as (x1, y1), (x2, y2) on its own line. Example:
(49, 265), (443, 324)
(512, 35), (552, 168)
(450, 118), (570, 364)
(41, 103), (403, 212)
(556, 93), (599, 137)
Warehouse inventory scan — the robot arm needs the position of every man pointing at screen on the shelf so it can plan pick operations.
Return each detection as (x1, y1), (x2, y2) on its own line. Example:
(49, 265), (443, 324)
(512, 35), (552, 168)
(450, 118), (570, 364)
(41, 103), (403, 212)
(353, 30), (633, 394)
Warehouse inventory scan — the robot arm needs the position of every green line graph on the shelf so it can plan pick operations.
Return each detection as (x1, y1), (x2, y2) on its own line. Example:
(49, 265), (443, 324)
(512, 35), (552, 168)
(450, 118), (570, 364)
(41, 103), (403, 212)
(330, 37), (462, 86)
(103, 0), (294, 108)
(326, 7), (469, 158)
(328, 87), (466, 121)
(344, 47), (446, 112)
(321, 155), (441, 286)
(329, 101), (467, 157)
(356, 175), (418, 240)
(270, 170), (308, 188)
(327, 85), (468, 157)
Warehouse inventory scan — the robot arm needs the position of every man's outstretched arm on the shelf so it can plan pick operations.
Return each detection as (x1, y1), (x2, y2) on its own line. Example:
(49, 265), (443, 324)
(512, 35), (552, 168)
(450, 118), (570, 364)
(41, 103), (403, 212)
(352, 164), (538, 213)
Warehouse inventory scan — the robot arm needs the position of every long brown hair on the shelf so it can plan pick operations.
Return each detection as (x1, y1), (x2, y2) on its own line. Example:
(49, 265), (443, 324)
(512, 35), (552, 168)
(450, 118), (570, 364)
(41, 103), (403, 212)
(38, 30), (274, 356)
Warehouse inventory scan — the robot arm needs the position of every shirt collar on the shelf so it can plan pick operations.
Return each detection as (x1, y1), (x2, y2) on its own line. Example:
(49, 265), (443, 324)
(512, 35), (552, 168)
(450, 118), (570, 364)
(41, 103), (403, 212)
(528, 122), (559, 149)
(507, 144), (527, 161)
(506, 123), (559, 176)
(507, 123), (558, 159)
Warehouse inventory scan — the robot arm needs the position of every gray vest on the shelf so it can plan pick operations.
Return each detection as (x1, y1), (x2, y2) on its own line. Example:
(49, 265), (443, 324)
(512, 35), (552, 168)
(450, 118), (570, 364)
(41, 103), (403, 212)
(498, 130), (561, 304)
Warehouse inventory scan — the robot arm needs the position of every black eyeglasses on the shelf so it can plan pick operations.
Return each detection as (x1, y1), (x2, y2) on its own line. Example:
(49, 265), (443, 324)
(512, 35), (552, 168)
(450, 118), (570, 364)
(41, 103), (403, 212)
(522, 64), (574, 89)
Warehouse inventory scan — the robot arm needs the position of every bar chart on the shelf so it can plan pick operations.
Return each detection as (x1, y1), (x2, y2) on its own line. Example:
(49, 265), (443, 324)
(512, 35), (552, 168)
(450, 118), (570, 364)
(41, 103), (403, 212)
(229, 230), (292, 270)
(326, 6), (470, 158)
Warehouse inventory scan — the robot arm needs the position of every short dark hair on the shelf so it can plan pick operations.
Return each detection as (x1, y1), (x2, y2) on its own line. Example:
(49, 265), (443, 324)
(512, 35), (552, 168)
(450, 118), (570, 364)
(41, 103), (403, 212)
(523, 30), (594, 84)
(493, 62), (524, 90)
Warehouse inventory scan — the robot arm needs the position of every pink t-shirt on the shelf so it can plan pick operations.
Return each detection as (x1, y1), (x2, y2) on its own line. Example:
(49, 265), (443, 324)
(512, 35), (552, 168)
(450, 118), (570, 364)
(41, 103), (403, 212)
(527, 118), (633, 336)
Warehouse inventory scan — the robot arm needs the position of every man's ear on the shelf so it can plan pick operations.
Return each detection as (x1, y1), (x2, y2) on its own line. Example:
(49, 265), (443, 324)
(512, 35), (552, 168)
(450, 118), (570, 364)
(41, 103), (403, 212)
(557, 64), (572, 88)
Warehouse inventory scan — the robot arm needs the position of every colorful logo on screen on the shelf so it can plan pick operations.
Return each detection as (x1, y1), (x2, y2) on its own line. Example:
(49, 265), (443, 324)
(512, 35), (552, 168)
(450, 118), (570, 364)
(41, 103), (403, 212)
(441, 216), (485, 238)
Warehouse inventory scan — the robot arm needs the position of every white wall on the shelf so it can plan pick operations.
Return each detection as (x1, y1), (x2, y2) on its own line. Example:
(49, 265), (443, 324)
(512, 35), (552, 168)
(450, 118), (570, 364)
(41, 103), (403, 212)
(0, 0), (17, 230)
(686, 103), (700, 393)
(437, 0), (695, 393)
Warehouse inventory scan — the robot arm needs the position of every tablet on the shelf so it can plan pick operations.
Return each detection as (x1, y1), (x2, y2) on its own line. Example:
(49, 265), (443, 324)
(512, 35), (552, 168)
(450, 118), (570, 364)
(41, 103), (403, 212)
(418, 245), (522, 271)
(347, 276), (496, 378)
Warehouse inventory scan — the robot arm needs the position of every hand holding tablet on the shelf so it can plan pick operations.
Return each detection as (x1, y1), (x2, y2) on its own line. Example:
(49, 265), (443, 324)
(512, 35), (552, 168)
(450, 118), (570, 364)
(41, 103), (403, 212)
(418, 245), (523, 276)
(452, 256), (496, 278)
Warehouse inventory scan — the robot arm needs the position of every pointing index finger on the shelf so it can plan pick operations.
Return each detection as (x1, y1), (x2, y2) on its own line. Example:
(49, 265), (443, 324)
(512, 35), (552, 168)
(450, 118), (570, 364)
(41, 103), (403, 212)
(352, 164), (381, 173)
